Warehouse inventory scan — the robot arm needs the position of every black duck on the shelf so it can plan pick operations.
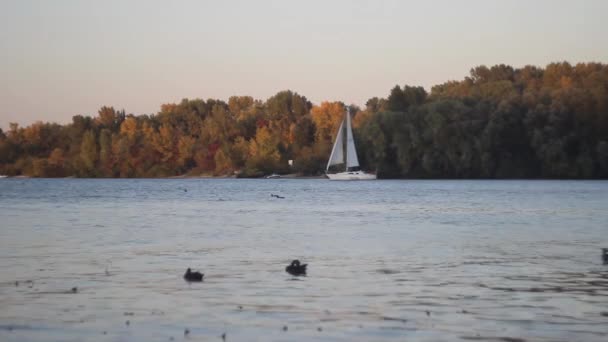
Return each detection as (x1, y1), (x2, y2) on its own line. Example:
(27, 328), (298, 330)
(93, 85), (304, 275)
(184, 268), (204, 282)
(285, 260), (307, 276)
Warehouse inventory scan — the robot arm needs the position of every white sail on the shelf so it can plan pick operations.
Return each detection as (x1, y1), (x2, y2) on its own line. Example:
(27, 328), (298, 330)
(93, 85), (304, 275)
(326, 119), (345, 170)
(345, 108), (360, 169)
(325, 107), (376, 180)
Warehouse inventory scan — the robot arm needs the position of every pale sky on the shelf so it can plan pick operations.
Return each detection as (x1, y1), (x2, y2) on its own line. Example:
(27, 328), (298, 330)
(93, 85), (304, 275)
(1, 0), (607, 129)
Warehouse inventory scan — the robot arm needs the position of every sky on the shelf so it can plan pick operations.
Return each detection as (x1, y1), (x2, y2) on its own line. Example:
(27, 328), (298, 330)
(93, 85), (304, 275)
(1, 0), (607, 129)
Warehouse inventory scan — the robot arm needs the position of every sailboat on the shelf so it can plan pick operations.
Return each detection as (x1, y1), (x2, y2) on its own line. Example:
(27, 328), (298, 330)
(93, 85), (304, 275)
(325, 107), (376, 180)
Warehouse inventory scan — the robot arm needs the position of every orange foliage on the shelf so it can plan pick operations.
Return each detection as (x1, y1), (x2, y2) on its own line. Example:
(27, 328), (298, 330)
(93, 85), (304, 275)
(310, 102), (344, 144)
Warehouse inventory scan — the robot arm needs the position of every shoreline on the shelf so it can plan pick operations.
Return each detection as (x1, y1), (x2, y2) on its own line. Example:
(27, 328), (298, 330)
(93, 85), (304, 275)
(0, 174), (329, 180)
(169, 173), (327, 179)
(2, 175), (607, 180)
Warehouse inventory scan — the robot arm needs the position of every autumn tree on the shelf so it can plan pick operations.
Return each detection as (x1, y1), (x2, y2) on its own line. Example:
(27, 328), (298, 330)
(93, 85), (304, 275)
(3, 63), (607, 179)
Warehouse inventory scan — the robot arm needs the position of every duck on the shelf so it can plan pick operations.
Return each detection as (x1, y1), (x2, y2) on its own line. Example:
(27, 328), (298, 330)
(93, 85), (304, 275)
(183, 268), (204, 282)
(285, 260), (307, 276)
(603, 248), (608, 264)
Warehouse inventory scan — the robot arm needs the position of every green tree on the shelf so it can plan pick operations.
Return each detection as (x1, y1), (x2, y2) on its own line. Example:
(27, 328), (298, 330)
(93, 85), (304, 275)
(79, 130), (98, 176)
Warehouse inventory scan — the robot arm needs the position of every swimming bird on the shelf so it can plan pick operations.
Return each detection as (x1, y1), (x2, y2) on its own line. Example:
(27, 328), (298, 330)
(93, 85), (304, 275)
(285, 260), (307, 276)
(602, 248), (608, 264)
(270, 193), (285, 199)
(183, 268), (204, 282)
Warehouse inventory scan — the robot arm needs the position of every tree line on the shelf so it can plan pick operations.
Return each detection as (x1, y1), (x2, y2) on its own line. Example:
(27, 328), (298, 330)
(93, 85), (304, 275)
(1, 62), (607, 178)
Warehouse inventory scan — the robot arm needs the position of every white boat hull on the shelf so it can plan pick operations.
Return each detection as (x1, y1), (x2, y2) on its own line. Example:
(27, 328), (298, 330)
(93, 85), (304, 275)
(326, 171), (376, 181)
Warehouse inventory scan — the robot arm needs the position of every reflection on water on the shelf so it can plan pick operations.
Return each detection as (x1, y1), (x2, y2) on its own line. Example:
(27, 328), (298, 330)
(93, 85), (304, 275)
(0, 179), (607, 341)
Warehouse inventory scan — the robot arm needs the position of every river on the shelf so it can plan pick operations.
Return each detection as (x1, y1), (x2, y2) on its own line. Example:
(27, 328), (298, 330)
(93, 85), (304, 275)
(0, 179), (607, 341)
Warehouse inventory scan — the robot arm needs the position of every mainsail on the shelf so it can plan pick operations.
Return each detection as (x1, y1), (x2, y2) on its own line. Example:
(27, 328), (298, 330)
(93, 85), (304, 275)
(345, 107), (360, 169)
(326, 108), (360, 172)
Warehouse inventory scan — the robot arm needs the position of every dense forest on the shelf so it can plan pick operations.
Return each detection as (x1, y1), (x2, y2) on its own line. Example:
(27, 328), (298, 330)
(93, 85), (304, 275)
(1, 62), (607, 179)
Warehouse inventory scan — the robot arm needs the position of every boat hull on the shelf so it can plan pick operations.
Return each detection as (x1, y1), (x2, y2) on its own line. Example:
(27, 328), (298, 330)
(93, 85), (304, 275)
(326, 171), (376, 181)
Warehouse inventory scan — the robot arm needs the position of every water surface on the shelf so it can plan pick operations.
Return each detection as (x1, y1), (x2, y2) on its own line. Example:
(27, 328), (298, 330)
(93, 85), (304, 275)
(0, 179), (607, 341)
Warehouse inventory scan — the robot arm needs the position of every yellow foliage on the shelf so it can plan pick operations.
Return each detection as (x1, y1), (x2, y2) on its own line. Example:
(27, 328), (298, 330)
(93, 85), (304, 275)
(48, 148), (65, 167)
(177, 136), (195, 167)
(152, 124), (175, 161)
(311, 102), (344, 144)
(23, 121), (44, 145)
(560, 76), (574, 89)
(214, 148), (233, 174)
(96, 106), (118, 127)
(352, 110), (372, 129)
(249, 126), (276, 157)
(230, 136), (249, 168)
(120, 117), (138, 140)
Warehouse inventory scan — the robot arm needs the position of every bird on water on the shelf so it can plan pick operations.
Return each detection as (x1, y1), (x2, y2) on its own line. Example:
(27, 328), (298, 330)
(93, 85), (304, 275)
(183, 268), (204, 282)
(285, 260), (307, 276)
